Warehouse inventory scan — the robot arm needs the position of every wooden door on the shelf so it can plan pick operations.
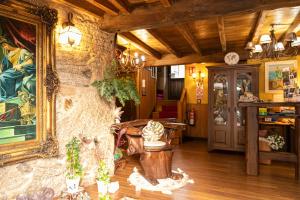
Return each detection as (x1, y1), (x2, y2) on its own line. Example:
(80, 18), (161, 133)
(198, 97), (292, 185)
(233, 67), (259, 151)
(208, 69), (232, 150)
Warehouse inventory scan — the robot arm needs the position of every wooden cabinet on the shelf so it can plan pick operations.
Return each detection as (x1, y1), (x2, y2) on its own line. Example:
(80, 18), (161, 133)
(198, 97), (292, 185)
(207, 64), (259, 151)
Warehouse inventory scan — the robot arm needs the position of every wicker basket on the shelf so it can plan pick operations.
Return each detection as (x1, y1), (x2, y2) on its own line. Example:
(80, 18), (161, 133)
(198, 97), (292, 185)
(259, 137), (271, 165)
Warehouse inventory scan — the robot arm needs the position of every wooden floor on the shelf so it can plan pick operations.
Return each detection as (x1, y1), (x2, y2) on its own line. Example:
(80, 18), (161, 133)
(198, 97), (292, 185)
(84, 140), (300, 200)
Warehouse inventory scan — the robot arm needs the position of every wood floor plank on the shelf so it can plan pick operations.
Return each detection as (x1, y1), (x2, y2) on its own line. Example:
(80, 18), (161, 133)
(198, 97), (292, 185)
(81, 141), (300, 199)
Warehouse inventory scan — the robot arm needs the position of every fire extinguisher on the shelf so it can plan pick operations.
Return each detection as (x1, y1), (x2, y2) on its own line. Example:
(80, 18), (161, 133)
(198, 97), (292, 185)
(188, 109), (195, 126)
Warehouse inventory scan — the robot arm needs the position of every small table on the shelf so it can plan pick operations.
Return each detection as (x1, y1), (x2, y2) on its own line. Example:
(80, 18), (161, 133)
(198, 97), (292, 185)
(113, 119), (186, 184)
(238, 102), (300, 180)
(141, 145), (173, 182)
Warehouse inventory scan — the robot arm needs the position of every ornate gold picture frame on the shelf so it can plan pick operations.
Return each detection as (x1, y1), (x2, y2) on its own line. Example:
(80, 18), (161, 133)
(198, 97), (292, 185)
(0, 0), (59, 166)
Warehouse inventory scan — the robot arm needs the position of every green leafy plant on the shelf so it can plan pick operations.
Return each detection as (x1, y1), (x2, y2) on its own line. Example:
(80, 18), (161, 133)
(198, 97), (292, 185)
(65, 137), (83, 179)
(92, 59), (140, 106)
(97, 160), (110, 184)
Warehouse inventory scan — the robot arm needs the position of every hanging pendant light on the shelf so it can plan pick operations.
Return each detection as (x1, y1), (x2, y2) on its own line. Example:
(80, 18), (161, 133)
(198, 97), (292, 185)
(260, 34), (272, 44)
(274, 42), (285, 51)
(246, 24), (299, 59)
(291, 37), (300, 47)
(116, 43), (146, 72)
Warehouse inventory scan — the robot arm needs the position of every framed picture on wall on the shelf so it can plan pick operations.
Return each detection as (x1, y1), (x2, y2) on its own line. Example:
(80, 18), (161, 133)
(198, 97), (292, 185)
(265, 60), (297, 93)
(0, 2), (59, 166)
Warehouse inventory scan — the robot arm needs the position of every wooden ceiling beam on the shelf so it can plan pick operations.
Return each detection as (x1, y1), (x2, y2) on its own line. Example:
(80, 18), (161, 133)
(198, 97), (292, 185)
(99, 0), (300, 32)
(145, 51), (248, 66)
(108, 0), (132, 14)
(58, 0), (105, 17)
(245, 10), (267, 46)
(147, 29), (182, 58)
(160, 0), (173, 7)
(118, 32), (162, 59)
(279, 11), (300, 42)
(176, 24), (202, 55)
(217, 16), (226, 52)
(85, 0), (119, 16)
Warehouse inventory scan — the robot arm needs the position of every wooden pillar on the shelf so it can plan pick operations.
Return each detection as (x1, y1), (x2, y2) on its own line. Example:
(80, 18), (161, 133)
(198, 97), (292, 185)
(246, 106), (259, 175)
(295, 105), (300, 180)
(136, 70), (141, 119)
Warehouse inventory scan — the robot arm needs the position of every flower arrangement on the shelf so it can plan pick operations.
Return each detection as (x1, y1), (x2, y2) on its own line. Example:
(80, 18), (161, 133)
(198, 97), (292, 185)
(267, 134), (285, 151)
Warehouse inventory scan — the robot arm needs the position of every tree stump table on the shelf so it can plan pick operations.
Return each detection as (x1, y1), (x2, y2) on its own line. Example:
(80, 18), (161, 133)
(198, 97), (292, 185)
(112, 119), (186, 184)
(141, 145), (173, 183)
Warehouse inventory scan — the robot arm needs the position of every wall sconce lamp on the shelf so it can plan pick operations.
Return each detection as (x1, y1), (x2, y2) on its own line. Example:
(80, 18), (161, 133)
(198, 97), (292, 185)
(59, 13), (82, 46)
(189, 66), (195, 76)
(200, 71), (206, 82)
(191, 71), (206, 83)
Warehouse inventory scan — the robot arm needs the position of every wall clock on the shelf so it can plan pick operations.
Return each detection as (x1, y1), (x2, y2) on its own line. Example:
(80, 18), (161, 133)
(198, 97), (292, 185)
(224, 52), (239, 65)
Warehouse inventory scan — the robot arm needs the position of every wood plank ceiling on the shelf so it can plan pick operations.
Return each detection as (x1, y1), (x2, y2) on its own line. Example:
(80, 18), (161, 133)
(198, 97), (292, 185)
(63, 0), (300, 66)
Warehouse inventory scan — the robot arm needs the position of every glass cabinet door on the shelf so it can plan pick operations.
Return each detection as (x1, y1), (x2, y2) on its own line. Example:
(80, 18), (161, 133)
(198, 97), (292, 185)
(213, 73), (229, 126)
(236, 72), (253, 127)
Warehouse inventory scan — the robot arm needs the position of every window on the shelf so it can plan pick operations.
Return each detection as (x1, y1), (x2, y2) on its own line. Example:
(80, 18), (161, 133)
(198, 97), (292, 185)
(170, 65), (185, 79)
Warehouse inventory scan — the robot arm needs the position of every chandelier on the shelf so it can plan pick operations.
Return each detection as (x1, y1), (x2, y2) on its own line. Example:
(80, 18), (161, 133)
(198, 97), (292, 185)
(245, 24), (300, 59)
(115, 44), (146, 73)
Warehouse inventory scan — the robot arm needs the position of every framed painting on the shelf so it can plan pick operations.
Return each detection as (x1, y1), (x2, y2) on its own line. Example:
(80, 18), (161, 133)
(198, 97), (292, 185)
(0, 1), (59, 166)
(265, 60), (297, 93)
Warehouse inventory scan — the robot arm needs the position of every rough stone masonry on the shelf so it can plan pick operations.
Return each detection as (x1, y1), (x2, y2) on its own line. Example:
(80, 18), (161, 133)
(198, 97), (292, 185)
(0, 1), (116, 199)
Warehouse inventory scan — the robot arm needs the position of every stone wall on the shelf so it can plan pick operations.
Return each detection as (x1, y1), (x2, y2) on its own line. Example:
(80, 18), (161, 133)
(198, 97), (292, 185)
(0, 1), (116, 199)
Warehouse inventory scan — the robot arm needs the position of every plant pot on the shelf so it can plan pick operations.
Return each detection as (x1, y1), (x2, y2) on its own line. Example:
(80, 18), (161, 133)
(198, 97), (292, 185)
(66, 177), (80, 194)
(97, 180), (108, 195)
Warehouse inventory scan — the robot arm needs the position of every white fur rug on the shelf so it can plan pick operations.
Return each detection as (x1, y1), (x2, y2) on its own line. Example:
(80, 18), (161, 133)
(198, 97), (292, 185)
(127, 167), (194, 195)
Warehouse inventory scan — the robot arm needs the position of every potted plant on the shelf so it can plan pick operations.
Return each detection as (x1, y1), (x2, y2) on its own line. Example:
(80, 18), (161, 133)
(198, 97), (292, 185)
(92, 59), (140, 107)
(65, 137), (83, 194)
(96, 160), (110, 196)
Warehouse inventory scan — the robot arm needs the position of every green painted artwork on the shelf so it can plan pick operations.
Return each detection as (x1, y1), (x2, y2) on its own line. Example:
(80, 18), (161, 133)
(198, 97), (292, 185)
(0, 16), (36, 145)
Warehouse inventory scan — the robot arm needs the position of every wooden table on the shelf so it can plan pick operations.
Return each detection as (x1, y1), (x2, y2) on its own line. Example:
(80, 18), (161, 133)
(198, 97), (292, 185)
(141, 145), (173, 183)
(238, 102), (300, 180)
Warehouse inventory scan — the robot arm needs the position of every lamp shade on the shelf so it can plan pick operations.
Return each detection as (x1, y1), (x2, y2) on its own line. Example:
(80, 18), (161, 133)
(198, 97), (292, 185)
(192, 72), (197, 79)
(59, 25), (82, 46)
(245, 42), (255, 50)
(253, 44), (263, 53)
(200, 72), (206, 79)
(291, 37), (300, 47)
(260, 34), (272, 44)
(285, 32), (297, 42)
(274, 42), (285, 51)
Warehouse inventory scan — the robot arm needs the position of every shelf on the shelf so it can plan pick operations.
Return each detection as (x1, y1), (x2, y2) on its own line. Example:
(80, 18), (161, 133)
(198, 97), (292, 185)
(257, 115), (298, 119)
(259, 151), (297, 163)
(258, 122), (293, 126)
(239, 101), (300, 107)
